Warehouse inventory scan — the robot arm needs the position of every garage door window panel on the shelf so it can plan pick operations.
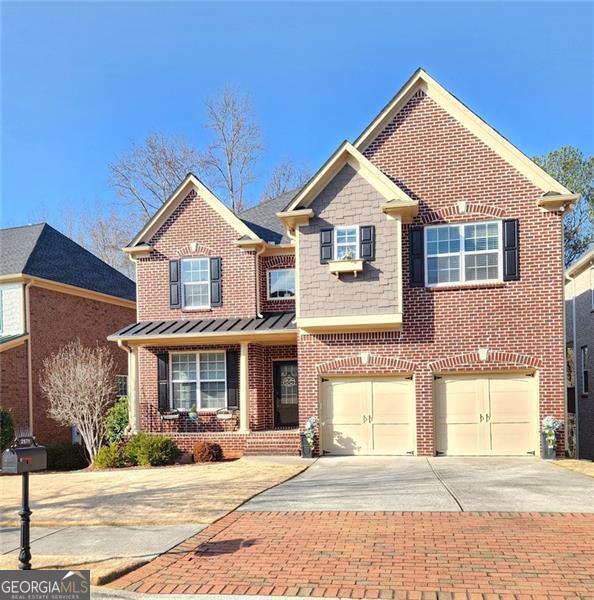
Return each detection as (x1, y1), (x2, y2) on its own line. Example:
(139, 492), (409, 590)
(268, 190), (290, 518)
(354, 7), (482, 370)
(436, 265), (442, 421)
(426, 221), (502, 287)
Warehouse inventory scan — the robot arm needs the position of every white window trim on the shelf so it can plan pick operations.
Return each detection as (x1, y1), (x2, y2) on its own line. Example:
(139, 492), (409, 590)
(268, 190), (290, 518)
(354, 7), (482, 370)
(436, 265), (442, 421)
(591, 266), (593, 310)
(267, 269), (296, 301)
(334, 225), (360, 260)
(581, 345), (589, 395)
(424, 220), (503, 288)
(0, 289), (3, 334)
(169, 350), (227, 412)
(181, 257), (211, 310)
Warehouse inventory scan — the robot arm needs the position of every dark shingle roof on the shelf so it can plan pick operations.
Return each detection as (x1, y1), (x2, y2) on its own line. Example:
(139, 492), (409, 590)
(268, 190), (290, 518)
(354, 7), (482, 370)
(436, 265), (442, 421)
(0, 223), (136, 302)
(109, 312), (296, 341)
(239, 188), (300, 244)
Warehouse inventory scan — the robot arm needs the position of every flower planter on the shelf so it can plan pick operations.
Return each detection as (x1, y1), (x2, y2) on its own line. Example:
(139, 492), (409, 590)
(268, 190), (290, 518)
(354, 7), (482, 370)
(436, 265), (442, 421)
(161, 413), (179, 421)
(300, 433), (314, 459)
(328, 259), (364, 277)
(541, 432), (556, 459)
(216, 411), (233, 421)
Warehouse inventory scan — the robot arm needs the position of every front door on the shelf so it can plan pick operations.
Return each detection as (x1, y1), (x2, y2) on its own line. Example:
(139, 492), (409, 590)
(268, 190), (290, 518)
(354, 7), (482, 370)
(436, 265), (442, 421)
(273, 361), (299, 428)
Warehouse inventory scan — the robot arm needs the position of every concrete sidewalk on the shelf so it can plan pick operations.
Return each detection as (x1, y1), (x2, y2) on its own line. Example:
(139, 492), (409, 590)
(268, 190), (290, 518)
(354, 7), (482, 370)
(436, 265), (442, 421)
(0, 524), (206, 559)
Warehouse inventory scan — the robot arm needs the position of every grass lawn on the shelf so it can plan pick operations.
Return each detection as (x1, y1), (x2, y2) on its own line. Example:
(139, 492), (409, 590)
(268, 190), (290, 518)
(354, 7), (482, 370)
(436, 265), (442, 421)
(554, 458), (594, 479)
(0, 458), (306, 527)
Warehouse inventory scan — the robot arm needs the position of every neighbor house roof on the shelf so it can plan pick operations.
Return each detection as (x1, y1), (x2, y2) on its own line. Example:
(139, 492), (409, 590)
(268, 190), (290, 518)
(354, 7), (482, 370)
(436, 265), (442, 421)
(239, 188), (300, 244)
(0, 223), (136, 302)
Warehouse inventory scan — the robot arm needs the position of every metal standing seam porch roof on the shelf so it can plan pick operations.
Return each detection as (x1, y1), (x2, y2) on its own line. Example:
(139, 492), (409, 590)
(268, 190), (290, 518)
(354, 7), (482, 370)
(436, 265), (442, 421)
(108, 312), (297, 342)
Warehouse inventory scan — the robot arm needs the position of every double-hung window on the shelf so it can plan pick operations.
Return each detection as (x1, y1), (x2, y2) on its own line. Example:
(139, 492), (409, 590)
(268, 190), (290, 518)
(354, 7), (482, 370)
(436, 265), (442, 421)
(181, 258), (210, 309)
(335, 226), (359, 260)
(581, 346), (589, 395)
(170, 351), (227, 410)
(425, 221), (502, 286)
(268, 269), (295, 299)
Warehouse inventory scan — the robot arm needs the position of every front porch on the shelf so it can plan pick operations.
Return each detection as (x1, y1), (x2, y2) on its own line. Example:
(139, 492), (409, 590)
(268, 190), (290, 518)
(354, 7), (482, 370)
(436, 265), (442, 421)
(109, 313), (301, 456)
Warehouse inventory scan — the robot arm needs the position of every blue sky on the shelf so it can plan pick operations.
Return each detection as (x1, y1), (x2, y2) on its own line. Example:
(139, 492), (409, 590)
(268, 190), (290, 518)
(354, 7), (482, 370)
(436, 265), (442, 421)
(2, 1), (593, 228)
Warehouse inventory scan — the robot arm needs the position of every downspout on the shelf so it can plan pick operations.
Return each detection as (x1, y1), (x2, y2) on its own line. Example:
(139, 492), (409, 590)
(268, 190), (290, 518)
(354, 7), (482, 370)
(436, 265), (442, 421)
(254, 243), (266, 318)
(566, 273), (579, 457)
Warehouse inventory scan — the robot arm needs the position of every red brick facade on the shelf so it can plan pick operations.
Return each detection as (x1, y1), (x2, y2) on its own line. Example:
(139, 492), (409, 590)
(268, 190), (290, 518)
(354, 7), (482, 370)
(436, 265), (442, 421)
(1, 286), (135, 446)
(137, 189), (258, 321)
(132, 85), (566, 457)
(0, 341), (30, 435)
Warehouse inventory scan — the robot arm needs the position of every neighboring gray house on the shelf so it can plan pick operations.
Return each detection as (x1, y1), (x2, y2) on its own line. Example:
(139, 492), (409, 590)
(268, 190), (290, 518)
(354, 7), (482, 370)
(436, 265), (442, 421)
(565, 246), (594, 459)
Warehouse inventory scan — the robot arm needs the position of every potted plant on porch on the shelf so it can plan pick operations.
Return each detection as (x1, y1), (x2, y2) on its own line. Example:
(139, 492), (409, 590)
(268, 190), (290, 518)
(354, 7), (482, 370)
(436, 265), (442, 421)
(541, 416), (562, 459)
(300, 416), (318, 458)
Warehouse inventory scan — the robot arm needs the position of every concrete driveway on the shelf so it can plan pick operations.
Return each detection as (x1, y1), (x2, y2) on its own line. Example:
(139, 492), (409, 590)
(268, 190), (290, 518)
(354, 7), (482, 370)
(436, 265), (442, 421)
(240, 456), (594, 512)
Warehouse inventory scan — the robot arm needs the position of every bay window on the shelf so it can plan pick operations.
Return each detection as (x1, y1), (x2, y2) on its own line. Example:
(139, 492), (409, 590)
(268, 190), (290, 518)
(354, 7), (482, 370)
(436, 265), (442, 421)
(170, 351), (226, 410)
(425, 221), (502, 286)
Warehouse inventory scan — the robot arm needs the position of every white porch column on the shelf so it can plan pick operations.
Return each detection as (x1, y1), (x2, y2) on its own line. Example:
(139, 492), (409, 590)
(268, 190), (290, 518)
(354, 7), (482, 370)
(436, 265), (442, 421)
(239, 342), (250, 432)
(127, 347), (140, 433)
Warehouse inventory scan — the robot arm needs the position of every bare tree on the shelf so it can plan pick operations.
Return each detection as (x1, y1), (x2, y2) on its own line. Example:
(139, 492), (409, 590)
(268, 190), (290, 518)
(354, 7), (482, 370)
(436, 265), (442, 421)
(199, 86), (262, 213)
(58, 203), (136, 279)
(109, 133), (200, 222)
(261, 159), (311, 201)
(40, 341), (116, 462)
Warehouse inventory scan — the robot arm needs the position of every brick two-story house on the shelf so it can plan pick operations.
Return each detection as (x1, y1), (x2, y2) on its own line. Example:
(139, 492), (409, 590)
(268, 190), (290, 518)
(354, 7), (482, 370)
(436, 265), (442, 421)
(1, 223), (136, 445)
(110, 69), (575, 457)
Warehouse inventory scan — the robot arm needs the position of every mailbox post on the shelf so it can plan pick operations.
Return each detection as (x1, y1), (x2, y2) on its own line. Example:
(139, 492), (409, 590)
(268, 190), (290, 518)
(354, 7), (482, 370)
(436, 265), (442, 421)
(1, 436), (47, 570)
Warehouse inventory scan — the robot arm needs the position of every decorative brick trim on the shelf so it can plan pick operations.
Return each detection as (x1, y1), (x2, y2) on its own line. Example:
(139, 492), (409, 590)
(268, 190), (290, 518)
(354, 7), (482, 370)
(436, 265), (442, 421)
(421, 203), (507, 224)
(428, 350), (541, 373)
(175, 243), (216, 258)
(316, 353), (416, 375)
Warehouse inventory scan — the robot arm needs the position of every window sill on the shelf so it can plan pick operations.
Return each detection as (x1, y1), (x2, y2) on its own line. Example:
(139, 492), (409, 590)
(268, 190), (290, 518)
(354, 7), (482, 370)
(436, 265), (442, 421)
(181, 307), (212, 313)
(427, 282), (506, 292)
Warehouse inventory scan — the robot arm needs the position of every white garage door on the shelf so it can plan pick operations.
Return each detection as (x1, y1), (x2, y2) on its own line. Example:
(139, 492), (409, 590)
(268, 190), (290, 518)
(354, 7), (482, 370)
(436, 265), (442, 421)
(434, 374), (537, 456)
(320, 378), (415, 455)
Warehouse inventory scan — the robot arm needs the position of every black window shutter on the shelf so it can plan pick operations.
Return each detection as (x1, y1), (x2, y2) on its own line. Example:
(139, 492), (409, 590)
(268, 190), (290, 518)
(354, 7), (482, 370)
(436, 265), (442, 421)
(503, 219), (520, 281)
(360, 225), (375, 261)
(226, 350), (239, 409)
(210, 257), (222, 306)
(320, 228), (334, 263)
(409, 227), (425, 287)
(169, 260), (181, 308)
(157, 353), (169, 412)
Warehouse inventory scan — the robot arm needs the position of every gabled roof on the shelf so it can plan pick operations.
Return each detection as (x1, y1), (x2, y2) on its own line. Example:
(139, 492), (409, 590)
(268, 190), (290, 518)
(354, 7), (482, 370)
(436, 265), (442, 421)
(127, 173), (259, 249)
(239, 188), (300, 244)
(0, 223), (136, 302)
(284, 141), (417, 213)
(354, 68), (572, 196)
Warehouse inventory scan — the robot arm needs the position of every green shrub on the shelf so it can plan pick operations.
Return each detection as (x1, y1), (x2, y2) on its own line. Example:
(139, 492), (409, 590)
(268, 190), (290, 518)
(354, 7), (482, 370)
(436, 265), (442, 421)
(104, 396), (129, 444)
(0, 408), (15, 451)
(125, 433), (181, 466)
(46, 443), (89, 471)
(192, 440), (223, 462)
(94, 444), (126, 468)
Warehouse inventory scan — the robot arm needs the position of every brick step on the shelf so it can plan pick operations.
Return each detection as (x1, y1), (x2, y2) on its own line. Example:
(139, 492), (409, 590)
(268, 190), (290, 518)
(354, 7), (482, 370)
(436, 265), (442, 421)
(244, 430), (301, 456)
